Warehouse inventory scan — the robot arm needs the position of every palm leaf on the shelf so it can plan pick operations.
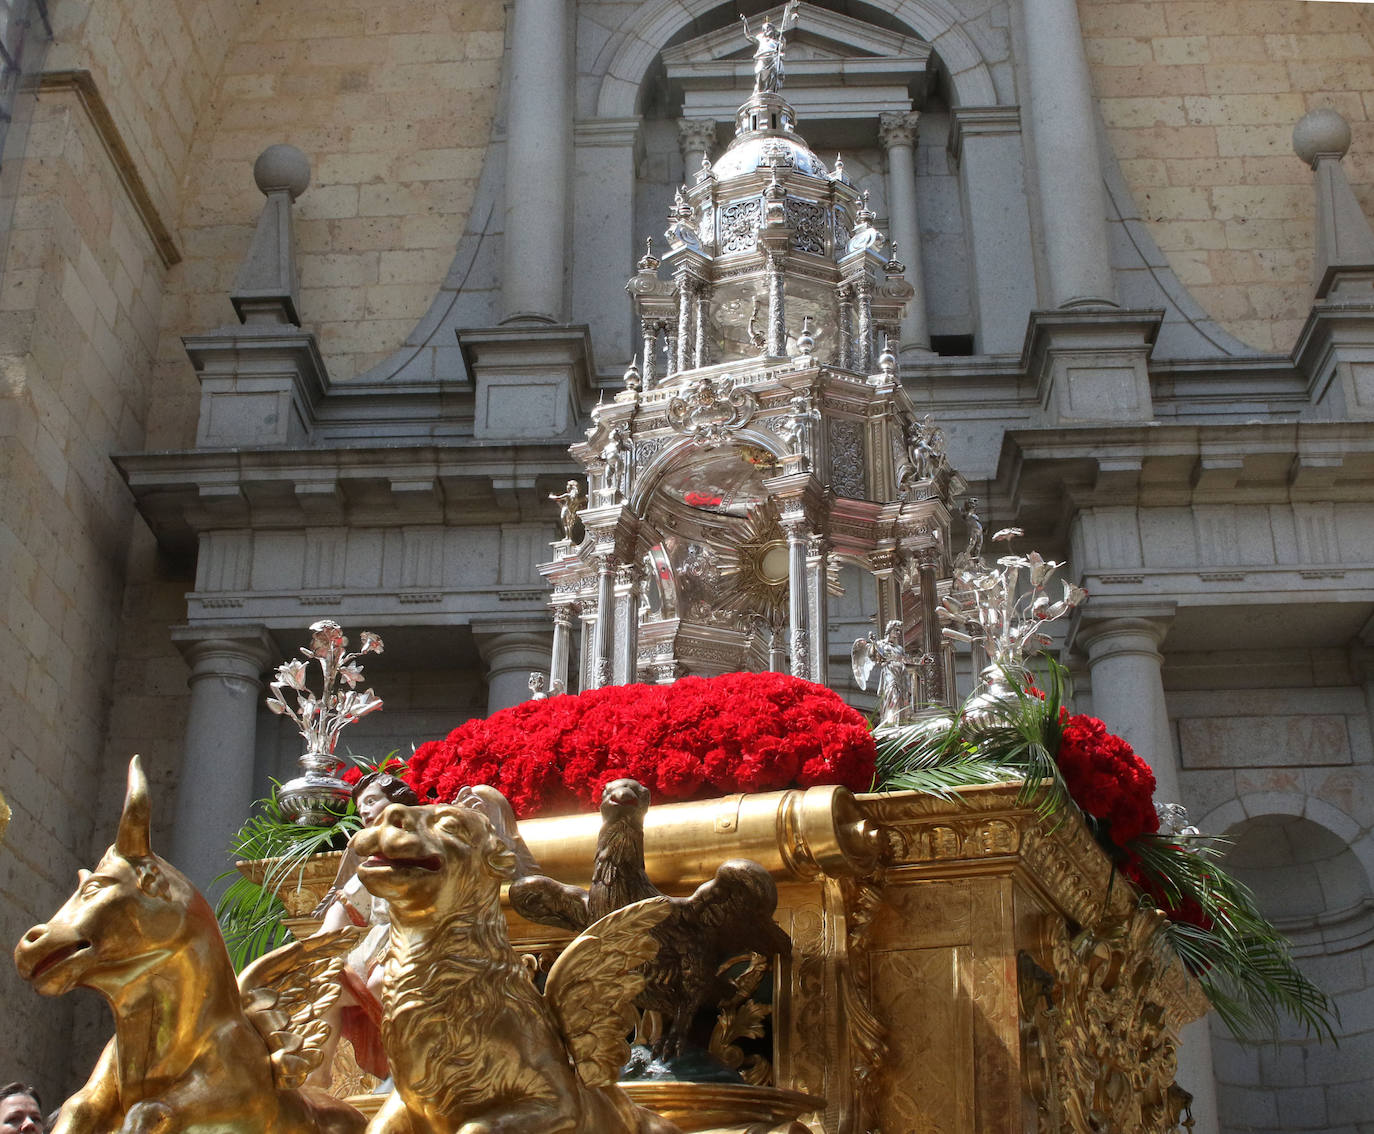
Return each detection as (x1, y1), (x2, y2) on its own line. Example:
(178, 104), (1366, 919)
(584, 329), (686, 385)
(1128, 835), (1338, 1042)
(875, 658), (1075, 822)
(214, 784), (360, 971)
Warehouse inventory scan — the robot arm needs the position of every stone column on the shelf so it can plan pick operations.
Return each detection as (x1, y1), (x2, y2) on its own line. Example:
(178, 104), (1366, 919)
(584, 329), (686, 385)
(1021, 0), (1117, 308)
(474, 625), (554, 714)
(1078, 615), (1221, 1134)
(549, 604), (575, 693)
(501, 0), (572, 323)
(678, 117), (716, 183)
(169, 628), (275, 896)
(1078, 617), (1179, 802)
(877, 112), (931, 354)
(948, 107), (1039, 354)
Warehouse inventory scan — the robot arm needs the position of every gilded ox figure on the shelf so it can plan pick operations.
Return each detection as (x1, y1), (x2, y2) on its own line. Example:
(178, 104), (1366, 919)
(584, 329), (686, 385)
(352, 799), (683, 1134)
(14, 757), (365, 1134)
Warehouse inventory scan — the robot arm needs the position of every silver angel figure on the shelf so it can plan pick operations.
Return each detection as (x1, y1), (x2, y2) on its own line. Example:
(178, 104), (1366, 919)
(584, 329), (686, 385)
(600, 423), (631, 501)
(779, 393), (821, 466)
(741, 1), (800, 94)
(851, 619), (913, 727)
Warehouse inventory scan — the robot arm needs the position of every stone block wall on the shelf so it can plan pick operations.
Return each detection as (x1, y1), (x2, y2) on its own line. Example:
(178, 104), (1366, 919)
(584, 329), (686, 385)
(148, 0), (505, 429)
(44, 0), (251, 233)
(1081, 0), (1374, 352)
(0, 89), (171, 1090)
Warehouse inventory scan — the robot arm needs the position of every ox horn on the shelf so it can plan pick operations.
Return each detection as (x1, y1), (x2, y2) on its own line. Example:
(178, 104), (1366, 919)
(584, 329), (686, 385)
(115, 755), (152, 859)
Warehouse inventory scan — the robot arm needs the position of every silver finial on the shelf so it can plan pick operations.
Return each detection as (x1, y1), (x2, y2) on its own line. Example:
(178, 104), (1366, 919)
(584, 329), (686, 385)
(638, 237), (660, 271)
(623, 354), (642, 392)
(878, 335), (897, 377)
(885, 240), (906, 275)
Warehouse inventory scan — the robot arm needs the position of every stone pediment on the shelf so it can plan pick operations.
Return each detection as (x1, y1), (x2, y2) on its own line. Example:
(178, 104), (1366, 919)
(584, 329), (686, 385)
(661, 2), (927, 67)
(663, 2), (930, 121)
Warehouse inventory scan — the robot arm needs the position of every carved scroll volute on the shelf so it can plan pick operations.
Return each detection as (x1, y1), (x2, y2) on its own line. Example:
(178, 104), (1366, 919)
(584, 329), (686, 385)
(1028, 906), (1196, 1134)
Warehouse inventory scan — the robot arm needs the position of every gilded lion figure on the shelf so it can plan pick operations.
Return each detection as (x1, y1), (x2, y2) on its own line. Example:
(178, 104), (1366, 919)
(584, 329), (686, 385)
(353, 800), (682, 1134)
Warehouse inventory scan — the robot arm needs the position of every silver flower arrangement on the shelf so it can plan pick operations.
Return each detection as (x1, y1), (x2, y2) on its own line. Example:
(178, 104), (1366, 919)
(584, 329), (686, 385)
(269, 620), (385, 825)
(939, 527), (1087, 695)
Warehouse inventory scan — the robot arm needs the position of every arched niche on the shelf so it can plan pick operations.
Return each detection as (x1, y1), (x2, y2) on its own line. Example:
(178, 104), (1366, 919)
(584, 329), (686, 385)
(573, 1), (1028, 365)
(1223, 814), (1374, 956)
(1210, 813), (1374, 1134)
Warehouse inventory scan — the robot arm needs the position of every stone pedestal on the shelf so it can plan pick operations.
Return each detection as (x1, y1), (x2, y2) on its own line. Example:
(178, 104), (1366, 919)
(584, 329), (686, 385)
(185, 329), (329, 448)
(1294, 303), (1374, 421)
(1024, 308), (1163, 425)
(456, 324), (595, 441)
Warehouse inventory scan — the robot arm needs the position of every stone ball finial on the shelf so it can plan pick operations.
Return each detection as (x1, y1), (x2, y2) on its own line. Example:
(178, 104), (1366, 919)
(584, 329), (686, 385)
(253, 144), (311, 200)
(1294, 108), (1351, 169)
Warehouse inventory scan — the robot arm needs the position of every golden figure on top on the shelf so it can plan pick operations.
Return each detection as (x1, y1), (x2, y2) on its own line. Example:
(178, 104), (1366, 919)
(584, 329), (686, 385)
(13, 757), (366, 1134)
(350, 798), (682, 1134)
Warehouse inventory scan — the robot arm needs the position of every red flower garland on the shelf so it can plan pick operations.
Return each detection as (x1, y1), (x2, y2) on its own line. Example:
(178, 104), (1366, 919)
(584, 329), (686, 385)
(404, 671), (876, 818)
(1054, 712), (1160, 847)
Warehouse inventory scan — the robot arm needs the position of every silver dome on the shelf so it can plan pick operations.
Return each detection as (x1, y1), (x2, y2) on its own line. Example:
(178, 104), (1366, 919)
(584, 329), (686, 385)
(712, 133), (830, 181)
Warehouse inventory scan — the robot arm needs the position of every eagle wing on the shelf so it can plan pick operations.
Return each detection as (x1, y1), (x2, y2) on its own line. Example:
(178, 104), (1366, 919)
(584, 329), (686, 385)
(509, 874), (592, 933)
(237, 927), (363, 1088)
(684, 860), (792, 961)
(544, 896), (671, 1087)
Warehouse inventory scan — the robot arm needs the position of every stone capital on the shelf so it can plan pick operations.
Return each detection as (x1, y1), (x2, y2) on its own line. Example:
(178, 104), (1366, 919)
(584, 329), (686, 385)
(1074, 615), (1173, 664)
(677, 116), (718, 159)
(877, 110), (920, 152)
(171, 625), (276, 684)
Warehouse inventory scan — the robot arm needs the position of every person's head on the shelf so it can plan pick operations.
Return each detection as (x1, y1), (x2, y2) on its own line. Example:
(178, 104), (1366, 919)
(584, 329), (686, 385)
(352, 771), (420, 826)
(0, 1084), (43, 1134)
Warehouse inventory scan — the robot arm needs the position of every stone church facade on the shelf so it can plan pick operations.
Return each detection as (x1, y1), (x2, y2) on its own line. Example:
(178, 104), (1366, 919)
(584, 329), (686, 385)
(2, 1), (1373, 1131)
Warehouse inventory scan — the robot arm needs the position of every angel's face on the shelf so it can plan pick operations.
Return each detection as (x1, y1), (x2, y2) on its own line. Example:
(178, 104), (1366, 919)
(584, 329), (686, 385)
(356, 783), (391, 826)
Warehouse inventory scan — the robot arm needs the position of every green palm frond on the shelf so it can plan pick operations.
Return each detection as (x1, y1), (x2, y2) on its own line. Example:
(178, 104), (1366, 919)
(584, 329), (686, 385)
(876, 658), (1075, 822)
(214, 784), (360, 971)
(1129, 835), (1338, 1043)
(872, 659), (1337, 1043)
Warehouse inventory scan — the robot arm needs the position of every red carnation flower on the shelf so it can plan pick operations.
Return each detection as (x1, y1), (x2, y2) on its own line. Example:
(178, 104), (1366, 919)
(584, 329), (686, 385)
(404, 672), (876, 818)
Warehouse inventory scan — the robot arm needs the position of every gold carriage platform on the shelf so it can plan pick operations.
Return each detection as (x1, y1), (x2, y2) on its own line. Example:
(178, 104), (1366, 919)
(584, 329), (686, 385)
(257, 785), (1204, 1134)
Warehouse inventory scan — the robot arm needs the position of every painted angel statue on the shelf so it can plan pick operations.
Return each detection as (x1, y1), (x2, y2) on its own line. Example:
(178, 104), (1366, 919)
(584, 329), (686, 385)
(741, 1), (801, 94)
(851, 619), (913, 727)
